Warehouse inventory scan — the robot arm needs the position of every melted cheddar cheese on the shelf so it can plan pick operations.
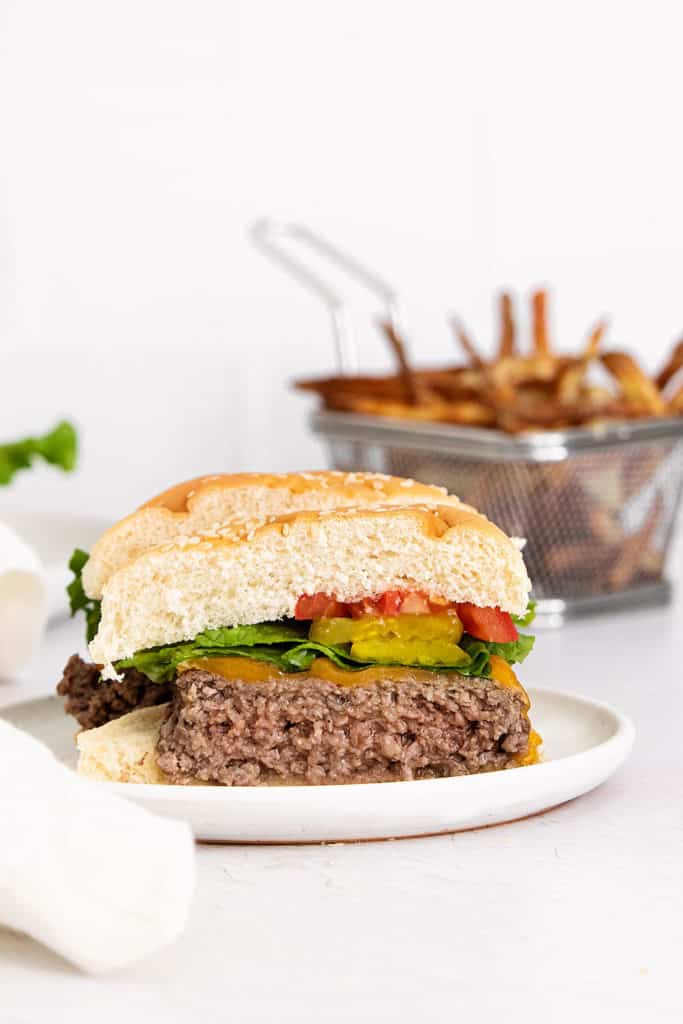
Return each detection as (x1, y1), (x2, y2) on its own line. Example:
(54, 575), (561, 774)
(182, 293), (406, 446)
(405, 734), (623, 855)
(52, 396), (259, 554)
(181, 654), (526, 694)
(516, 729), (543, 766)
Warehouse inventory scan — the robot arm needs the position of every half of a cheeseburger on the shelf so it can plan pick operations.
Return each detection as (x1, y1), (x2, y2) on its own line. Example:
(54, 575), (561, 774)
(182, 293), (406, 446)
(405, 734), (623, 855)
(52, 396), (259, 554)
(73, 502), (540, 786)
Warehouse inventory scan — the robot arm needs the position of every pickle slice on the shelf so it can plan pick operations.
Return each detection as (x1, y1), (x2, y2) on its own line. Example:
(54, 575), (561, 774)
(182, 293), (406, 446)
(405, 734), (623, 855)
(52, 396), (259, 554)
(349, 635), (469, 667)
(310, 612), (463, 645)
(309, 617), (360, 645)
(309, 612), (466, 666)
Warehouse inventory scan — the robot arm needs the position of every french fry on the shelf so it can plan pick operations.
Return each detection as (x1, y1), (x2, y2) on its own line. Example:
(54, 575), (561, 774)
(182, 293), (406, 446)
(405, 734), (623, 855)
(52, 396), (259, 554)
(607, 497), (663, 590)
(378, 320), (427, 406)
(449, 317), (486, 369)
(484, 362), (517, 407)
(531, 289), (551, 355)
(655, 338), (683, 392)
(437, 401), (497, 427)
(638, 545), (665, 578)
(513, 400), (574, 428)
(420, 367), (488, 402)
(600, 352), (667, 415)
(498, 292), (515, 358)
(545, 541), (616, 574)
(298, 374), (407, 404)
(556, 321), (607, 405)
(667, 381), (683, 414)
(587, 506), (624, 544)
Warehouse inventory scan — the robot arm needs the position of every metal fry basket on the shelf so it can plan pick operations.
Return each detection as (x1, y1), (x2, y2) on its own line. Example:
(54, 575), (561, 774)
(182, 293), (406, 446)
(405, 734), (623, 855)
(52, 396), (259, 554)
(312, 412), (683, 623)
(252, 219), (683, 624)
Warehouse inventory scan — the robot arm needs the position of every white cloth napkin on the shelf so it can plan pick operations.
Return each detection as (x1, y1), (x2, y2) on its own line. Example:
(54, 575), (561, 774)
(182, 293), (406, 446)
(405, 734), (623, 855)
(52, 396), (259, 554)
(0, 521), (49, 678)
(0, 718), (195, 974)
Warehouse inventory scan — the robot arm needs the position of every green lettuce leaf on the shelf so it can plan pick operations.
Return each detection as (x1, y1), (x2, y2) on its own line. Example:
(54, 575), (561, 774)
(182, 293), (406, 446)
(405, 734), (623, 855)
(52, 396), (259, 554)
(197, 623), (308, 646)
(461, 632), (535, 666)
(0, 420), (78, 486)
(114, 619), (528, 684)
(511, 599), (537, 629)
(67, 549), (102, 643)
(116, 621), (310, 682)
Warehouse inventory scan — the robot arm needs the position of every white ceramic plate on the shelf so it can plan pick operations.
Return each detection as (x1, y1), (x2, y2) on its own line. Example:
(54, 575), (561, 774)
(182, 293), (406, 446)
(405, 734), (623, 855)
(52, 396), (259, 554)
(1, 510), (110, 623)
(1, 687), (634, 843)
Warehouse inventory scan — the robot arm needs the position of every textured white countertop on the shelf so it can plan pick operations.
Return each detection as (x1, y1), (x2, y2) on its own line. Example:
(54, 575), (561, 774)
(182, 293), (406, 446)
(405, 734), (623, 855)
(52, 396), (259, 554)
(1, 585), (681, 1023)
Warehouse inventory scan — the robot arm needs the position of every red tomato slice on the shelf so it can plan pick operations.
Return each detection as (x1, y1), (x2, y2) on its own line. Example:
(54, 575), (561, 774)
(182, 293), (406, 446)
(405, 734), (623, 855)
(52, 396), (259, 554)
(350, 591), (431, 617)
(398, 592), (431, 615)
(294, 593), (351, 620)
(349, 597), (380, 618)
(377, 590), (403, 615)
(456, 603), (519, 643)
(296, 589), (486, 623)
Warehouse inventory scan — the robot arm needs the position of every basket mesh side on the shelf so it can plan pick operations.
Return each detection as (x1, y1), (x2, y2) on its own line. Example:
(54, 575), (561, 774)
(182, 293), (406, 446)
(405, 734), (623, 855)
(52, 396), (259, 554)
(325, 438), (683, 600)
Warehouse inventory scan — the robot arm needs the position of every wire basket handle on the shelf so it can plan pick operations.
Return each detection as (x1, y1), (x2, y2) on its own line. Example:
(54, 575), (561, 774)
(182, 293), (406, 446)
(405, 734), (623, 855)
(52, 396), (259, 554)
(251, 219), (403, 374)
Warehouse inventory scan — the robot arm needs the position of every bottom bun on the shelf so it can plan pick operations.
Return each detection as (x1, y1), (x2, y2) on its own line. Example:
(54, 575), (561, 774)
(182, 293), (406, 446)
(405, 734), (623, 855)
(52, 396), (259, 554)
(77, 704), (171, 784)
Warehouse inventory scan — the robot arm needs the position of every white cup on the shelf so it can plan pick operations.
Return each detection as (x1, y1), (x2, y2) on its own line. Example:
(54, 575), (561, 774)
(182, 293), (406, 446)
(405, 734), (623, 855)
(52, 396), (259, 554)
(0, 522), (49, 678)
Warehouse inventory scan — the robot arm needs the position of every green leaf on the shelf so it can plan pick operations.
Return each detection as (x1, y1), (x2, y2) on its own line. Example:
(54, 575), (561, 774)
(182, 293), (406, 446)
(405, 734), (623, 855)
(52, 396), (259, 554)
(196, 622), (308, 647)
(116, 621), (309, 682)
(511, 599), (537, 629)
(114, 623), (533, 684)
(461, 632), (535, 667)
(66, 548), (102, 643)
(0, 420), (78, 486)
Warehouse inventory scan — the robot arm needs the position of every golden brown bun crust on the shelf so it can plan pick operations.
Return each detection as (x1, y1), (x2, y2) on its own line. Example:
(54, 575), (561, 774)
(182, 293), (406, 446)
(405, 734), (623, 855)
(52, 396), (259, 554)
(199, 501), (505, 549)
(142, 471), (456, 514)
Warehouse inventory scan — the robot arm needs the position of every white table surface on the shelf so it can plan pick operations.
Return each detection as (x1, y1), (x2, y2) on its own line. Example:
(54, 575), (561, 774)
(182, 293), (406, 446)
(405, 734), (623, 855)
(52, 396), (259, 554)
(1, 588), (682, 1023)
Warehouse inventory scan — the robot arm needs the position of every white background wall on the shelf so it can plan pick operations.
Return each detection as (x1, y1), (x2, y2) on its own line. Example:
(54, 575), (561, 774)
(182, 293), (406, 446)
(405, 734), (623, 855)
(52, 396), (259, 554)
(3, 0), (683, 517)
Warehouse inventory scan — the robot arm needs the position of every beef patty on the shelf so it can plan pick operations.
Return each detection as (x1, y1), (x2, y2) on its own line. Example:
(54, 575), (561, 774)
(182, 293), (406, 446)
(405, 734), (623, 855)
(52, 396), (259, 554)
(157, 668), (531, 786)
(57, 654), (172, 731)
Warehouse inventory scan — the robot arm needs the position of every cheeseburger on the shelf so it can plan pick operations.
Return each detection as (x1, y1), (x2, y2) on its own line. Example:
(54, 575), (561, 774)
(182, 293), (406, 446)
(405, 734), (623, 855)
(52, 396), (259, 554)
(59, 472), (540, 786)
